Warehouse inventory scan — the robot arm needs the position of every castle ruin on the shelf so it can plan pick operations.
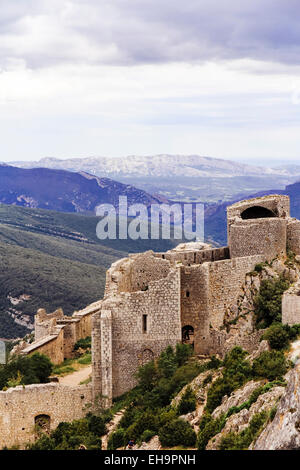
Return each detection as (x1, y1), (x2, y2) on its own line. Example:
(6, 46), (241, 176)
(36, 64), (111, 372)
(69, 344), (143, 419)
(2, 194), (300, 448)
(92, 194), (300, 404)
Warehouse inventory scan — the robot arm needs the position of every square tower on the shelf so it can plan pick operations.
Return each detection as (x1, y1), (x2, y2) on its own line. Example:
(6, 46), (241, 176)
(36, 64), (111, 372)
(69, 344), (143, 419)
(227, 195), (290, 260)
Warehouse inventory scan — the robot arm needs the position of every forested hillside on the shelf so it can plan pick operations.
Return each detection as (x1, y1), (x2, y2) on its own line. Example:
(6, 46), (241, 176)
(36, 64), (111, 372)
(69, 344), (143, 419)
(0, 204), (176, 339)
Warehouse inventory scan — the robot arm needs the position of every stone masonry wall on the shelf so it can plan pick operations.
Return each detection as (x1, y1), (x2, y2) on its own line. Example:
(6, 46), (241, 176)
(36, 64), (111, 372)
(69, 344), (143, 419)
(282, 284), (300, 326)
(24, 327), (65, 365)
(0, 383), (92, 449)
(207, 255), (265, 329)
(94, 267), (182, 400)
(287, 219), (300, 255)
(180, 255), (264, 355)
(228, 218), (287, 260)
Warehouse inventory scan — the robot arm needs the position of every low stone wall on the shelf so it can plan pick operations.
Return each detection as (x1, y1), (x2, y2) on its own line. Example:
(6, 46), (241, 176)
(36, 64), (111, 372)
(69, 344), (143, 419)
(0, 383), (92, 449)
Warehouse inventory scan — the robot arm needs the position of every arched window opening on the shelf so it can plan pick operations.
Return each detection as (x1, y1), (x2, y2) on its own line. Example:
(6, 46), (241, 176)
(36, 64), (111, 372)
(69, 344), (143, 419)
(141, 349), (154, 365)
(35, 414), (51, 437)
(241, 206), (277, 220)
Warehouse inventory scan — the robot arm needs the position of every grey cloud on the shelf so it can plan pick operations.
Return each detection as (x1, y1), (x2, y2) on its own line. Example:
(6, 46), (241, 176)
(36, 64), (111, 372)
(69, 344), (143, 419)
(0, 0), (300, 68)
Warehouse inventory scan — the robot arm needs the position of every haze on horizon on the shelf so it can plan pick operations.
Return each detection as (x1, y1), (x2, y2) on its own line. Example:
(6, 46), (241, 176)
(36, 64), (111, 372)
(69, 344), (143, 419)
(0, 0), (300, 163)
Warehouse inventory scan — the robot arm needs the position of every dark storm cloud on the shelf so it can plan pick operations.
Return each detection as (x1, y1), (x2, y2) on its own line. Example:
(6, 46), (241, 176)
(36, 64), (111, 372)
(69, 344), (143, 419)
(1, 0), (300, 68)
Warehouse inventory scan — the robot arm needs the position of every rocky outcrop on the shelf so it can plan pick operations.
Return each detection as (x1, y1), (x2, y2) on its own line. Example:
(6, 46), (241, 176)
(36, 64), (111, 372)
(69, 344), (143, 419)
(171, 368), (221, 410)
(207, 385), (284, 450)
(253, 367), (300, 450)
(212, 380), (266, 420)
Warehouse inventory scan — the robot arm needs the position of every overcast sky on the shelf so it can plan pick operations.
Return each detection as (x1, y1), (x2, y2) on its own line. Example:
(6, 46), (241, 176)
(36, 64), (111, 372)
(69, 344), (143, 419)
(0, 0), (300, 163)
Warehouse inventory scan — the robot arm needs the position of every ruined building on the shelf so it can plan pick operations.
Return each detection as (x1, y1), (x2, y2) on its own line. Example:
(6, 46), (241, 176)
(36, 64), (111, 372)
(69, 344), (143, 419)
(92, 194), (300, 404)
(18, 301), (101, 364)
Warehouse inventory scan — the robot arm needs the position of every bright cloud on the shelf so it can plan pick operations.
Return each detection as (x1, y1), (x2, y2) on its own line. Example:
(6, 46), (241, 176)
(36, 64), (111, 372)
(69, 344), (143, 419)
(0, 0), (299, 161)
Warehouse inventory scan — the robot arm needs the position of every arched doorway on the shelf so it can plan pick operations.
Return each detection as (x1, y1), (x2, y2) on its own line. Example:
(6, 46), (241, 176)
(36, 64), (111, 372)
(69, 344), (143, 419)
(34, 414), (51, 436)
(182, 325), (194, 348)
(141, 349), (154, 365)
(241, 206), (277, 220)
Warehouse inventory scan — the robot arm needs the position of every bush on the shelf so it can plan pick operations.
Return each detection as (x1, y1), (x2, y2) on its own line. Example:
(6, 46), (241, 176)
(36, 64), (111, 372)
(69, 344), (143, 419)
(135, 360), (158, 392)
(254, 276), (290, 328)
(206, 347), (251, 413)
(252, 351), (287, 381)
(159, 418), (196, 448)
(263, 324), (290, 350)
(86, 413), (106, 436)
(125, 411), (158, 442)
(0, 353), (53, 390)
(107, 428), (126, 450)
(74, 337), (91, 351)
(175, 343), (193, 367)
(219, 411), (267, 450)
(158, 346), (177, 378)
(177, 387), (196, 415)
(140, 429), (156, 443)
(30, 416), (102, 450)
(254, 263), (265, 273)
(197, 413), (226, 450)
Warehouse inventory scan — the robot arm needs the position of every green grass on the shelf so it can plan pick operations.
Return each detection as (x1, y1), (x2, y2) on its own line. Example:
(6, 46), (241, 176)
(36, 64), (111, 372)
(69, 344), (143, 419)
(78, 353), (92, 365)
(52, 352), (92, 376)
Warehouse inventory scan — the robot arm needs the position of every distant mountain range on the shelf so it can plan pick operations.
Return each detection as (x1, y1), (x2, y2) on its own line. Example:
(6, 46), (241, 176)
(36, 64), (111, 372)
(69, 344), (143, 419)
(10, 155), (300, 202)
(0, 165), (166, 213)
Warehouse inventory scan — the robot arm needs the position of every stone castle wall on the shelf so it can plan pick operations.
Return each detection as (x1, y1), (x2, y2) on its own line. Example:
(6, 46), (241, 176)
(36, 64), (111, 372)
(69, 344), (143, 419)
(93, 265), (181, 400)
(282, 284), (300, 326)
(21, 301), (101, 365)
(22, 327), (65, 365)
(287, 220), (300, 256)
(180, 255), (264, 355)
(228, 218), (287, 260)
(0, 383), (92, 449)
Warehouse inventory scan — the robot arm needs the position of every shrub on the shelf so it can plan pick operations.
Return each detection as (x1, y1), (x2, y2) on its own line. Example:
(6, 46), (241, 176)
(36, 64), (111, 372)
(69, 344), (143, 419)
(206, 347), (251, 413)
(74, 337), (91, 351)
(30, 416), (102, 450)
(219, 411), (267, 450)
(135, 360), (158, 392)
(263, 324), (290, 350)
(197, 413), (226, 450)
(159, 418), (196, 448)
(0, 353), (53, 390)
(158, 346), (177, 378)
(177, 386), (196, 415)
(140, 429), (156, 443)
(124, 411), (158, 442)
(107, 428), (126, 450)
(254, 263), (265, 273)
(254, 276), (290, 328)
(175, 343), (193, 367)
(252, 351), (287, 381)
(86, 413), (106, 436)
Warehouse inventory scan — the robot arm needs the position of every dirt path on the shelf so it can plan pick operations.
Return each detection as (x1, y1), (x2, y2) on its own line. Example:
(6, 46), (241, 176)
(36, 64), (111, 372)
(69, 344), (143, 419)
(101, 410), (125, 450)
(59, 365), (92, 386)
